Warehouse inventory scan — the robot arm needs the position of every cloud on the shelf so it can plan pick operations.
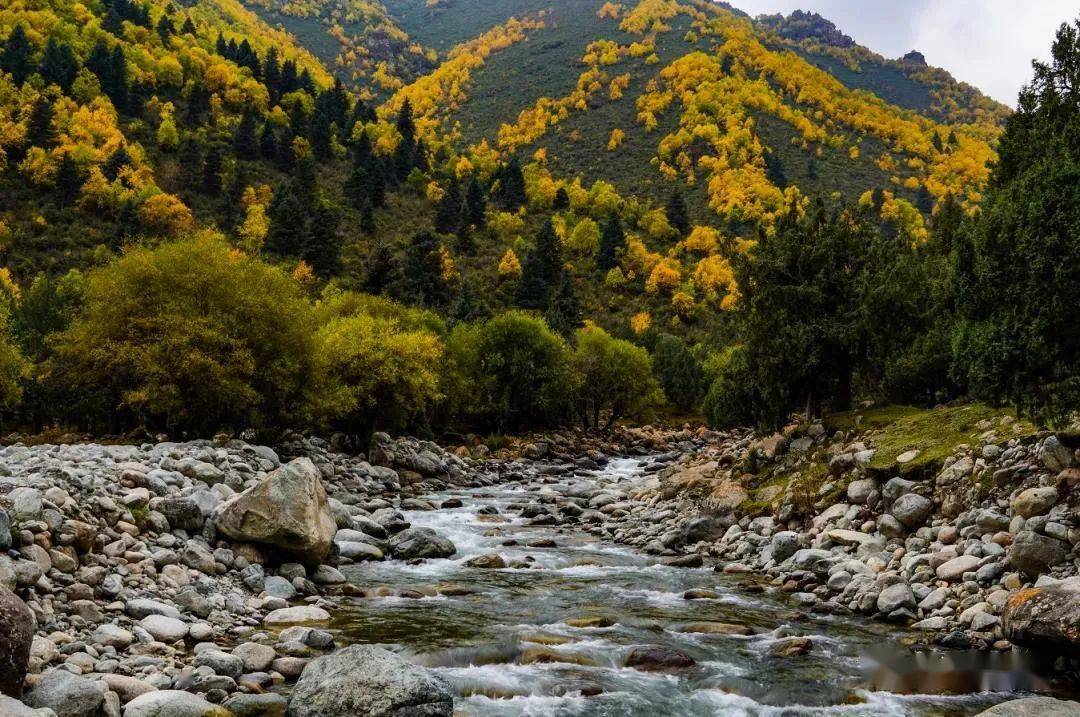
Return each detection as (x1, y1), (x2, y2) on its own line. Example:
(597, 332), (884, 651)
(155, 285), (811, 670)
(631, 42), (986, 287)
(730, 0), (1077, 106)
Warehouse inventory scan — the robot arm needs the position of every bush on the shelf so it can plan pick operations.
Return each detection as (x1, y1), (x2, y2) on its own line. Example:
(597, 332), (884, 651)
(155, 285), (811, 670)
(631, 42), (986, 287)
(49, 232), (321, 434)
(651, 333), (705, 413)
(451, 311), (577, 431)
(574, 324), (662, 428)
(702, 345), (758, 429)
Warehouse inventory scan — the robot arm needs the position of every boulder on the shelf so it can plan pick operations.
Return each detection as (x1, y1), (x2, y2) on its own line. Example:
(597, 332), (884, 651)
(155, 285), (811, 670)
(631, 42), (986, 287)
(22, 670), (105, 717)
(387, 528), (456, 560)
(0, 585), (34, 698)
(1007, 531), (1069, 576)
(156, 497), (205, 532)
(123, 690), (234, 717)
(877, 582), (915, 614)
(286, 645), (453, 717)
(1038, 436), (1075, 473)
(936, 555), (981, 582)
(464, 554), (505, 569)
(140, 615), (189, 643)
(1011, 487), (1059, 518)
(890, 493), (933, 528)
(0, 695), (57, 717)
(263, 606), (331, 626)
(974, 697), (1080, 716)
(213, 458), (337, 565)
(770, 531), (799, 562)
(662, 515), (732, 549)
(624, 647), (696, 672)
(1002, 577), (1080, 653)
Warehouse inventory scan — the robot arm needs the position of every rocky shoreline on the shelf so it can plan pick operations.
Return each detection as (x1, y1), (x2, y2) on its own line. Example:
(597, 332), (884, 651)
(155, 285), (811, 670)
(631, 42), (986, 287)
(0, 421), (1079, 716)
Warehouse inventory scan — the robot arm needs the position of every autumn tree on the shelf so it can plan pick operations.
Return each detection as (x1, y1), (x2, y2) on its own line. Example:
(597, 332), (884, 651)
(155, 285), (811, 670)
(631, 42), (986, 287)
(573, 324), (662, 428)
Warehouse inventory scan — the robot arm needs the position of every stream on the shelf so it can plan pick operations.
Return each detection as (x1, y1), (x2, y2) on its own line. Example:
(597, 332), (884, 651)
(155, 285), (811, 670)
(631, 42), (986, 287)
(331, 457), (1052, 716)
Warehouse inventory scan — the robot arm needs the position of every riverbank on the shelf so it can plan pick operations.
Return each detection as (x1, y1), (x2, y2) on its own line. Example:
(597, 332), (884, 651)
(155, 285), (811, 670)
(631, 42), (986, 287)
(0, 414), (1078, 715)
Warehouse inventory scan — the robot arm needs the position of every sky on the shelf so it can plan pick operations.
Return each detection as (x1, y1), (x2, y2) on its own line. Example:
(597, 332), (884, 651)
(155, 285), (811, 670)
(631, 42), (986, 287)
(730, 1), (1077, 106)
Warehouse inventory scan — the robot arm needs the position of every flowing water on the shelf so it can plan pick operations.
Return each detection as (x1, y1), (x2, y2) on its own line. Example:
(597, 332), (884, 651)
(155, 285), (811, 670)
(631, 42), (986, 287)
(333, 458), (1061, 716)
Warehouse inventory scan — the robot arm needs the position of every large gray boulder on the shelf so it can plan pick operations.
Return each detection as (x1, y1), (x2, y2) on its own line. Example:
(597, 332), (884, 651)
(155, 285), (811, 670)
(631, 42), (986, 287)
(974, 697), (1080, 716)
(0, 695), (58, 716)
(22, 670), (105, 717)
(890, 493), (933, 528)
(0, 585), (34, 698)
(387, 528), (456, 560)
(213, 458), (336, 565)
(123, 690), (233, 716)
(1007, 531), (1069, 576)
(286, 645), (453, 717)
(1002, 577), (1080, 654)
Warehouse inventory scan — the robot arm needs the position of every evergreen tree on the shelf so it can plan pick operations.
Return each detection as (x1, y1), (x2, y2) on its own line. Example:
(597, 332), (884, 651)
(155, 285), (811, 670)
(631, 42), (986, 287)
(765, 150), (788, 188)
(156, 14), (174, 43)
(665, 189), (691, 236)
(465, 178), (487, 228)
(258, 121), (278, 161)
(305, 201), (343, 278)
(494, 158), (527, 210)
(344, 164), (373, 211)
(402, 230), (450, 307)
(597, 214), (626, 272)
(233, 112), (259, 159)
(308, 110), (333, 160)
(107, 45), (129, 112)
(181, 16), (196, 35)
(40, 37), (79, 92)
(1, 25), (33, 86)
(176, 135), (202, 188)
(545, 272), (582, 337)
(434, 181), (462, 234)
(54, 152), (83, 206)
(265, 182), (308, 257)
(553, 186), (571, 211)
(807, 156), (819, 181)
(393, 99), (417, 178)
(262, 47), (281, 101)
(454, 218), (476, 255)
(952, 18), (1080, 424)
(200, 144), (223, 195)
(102, 145), (131, 181)
(516, 218), (562, 310)
(363, 242), (399, 295)
(915, 185), (935, 215)
(359, 199), (376, 236)
(932, 133), (945, 153)
(450, 281), (491, 325)
(26, 96), (57, 148)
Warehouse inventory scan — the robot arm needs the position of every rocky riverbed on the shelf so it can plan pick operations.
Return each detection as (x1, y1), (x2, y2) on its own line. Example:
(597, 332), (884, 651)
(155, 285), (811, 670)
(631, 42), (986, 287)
(0, 425), (1079, 716)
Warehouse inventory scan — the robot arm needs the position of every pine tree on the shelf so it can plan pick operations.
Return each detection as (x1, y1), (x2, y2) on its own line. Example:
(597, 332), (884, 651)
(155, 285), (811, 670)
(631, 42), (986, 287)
(553, 186), (571, 211)
(102, 146), (132, 181)
(259, 121), (278, 161)
(344, 164), (373, 211)
(597, 214), (626, 272)
(360, 199), (376, 236)
(309, 110), (333, 160)
(765, 150), (787, 188)
(455, 218), (476, 255)
(1, 24), (34, 86)
(107, 45), (129, 113)
(915, 185), (935, 215)
(233, 112), (259, 160)
(403, 230), (450, 307)
(265, 182), (308, 257)
(465, 178), (487, 228)
(516, 218), (562, 310)
(494, 158), (527, 210)
(181, 16), (196, 35)
(156, 14), (174, 43)
(434, 181), (462, 234)
(305, 201), (343, 278)
(545, 272), (582, 337)
(363, 242), (399, 295)
(176, 135), (202, 188)
(263, 47), (281, 102)
(665, 189), (690, 236)
(201, 144), (223, 195)
(26, 96), (57, 148)
(451, 281), (491, 325)
(393, 99), (417, 178)
(40, 37), (79, 93)
(54, 152), (83, 206)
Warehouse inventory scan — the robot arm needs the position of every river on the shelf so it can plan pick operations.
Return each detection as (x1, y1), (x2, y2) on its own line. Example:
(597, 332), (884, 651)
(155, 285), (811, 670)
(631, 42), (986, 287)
(331, 457), (1049, 717)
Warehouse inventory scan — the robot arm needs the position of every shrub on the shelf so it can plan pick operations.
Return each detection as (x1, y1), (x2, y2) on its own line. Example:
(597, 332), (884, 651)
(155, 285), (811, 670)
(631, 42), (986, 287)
(49, 232), (321, 434)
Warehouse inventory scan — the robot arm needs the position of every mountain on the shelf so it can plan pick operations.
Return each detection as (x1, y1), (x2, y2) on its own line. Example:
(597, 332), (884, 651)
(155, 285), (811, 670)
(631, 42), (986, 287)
(0, 0), (1009, 341)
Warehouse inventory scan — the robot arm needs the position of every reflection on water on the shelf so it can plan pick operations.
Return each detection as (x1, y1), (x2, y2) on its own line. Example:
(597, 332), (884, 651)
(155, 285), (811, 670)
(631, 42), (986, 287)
(331, 457), (1070, 716)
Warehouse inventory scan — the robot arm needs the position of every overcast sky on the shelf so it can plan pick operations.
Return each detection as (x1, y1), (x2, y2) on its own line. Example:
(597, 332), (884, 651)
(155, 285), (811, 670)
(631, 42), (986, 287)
(731, 1), (1077, 106)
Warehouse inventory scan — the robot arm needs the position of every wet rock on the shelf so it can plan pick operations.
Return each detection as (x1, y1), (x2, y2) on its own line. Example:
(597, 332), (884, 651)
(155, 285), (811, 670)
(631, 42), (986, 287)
(682, 589), (718, 600)
(974, 696), (1080, 716)
(1007, 531), (1069, 576)
(23, 670), (105, 717)
(769, 637), (812, 657)
(0, 585), (34, 697)
(1002, 577), (1080, 653)
(677, 622), (752, 635)
(263, 606), (331, 626)
(464, 554), (505, 569)
(387, 528), (456, 560)
(286, 645), (453, 717)
(564, 616), (615, 628)
(223, 693), (287, 717)
(663, 554), (703, 568)
(625, 647), (696, 672)
(213, 458), (336, 565)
